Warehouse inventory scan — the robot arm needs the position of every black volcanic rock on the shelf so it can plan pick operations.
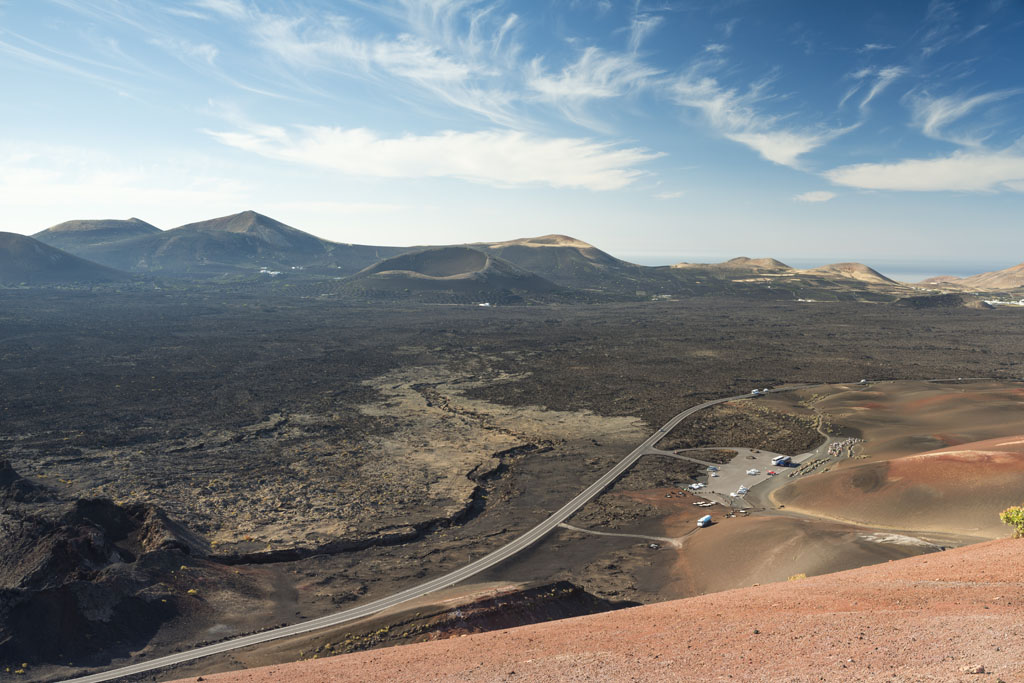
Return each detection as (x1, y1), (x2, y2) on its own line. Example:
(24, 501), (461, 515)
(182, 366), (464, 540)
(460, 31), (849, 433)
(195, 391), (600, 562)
(0, 232), (130, 285)
(894, 293), (994, 309)
(0, 462), (208, 665)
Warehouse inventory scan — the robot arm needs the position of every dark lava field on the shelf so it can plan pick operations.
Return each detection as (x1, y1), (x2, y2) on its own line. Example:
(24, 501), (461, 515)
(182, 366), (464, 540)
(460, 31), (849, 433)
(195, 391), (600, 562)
(2, 287), (1024, 680)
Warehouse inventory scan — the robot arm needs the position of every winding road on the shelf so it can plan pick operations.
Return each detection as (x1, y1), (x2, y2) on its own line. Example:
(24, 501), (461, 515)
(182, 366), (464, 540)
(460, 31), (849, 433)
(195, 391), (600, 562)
(65, 386), (807, 683)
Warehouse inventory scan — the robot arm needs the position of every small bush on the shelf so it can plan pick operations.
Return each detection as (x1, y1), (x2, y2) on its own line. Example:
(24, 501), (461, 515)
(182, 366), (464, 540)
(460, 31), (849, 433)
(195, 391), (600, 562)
(788, 573), (807, 581)
(999, 506), (1024, 537)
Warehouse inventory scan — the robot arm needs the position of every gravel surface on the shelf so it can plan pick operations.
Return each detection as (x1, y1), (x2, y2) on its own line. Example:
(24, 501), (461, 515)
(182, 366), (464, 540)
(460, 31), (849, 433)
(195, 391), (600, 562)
(172, 538), (1024, 683)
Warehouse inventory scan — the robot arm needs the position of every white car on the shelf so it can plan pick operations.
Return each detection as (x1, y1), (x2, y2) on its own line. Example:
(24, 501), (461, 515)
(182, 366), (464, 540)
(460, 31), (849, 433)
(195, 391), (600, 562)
(746, 468), (760, 475)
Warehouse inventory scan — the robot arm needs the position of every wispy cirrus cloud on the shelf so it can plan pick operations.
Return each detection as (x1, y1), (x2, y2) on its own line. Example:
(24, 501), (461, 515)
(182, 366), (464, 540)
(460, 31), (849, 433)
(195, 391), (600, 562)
(527, 47), (660, 127)
(190, 0), (248, 21)
(856, 65), (907, 111)
(628, 13), (663, 54)
(207, 123), (663, 191)
(148, 36), (218, 65)
(669, 68), (854, 168)
(215, 1), (525, 126)
(909, 88), (1024, 146)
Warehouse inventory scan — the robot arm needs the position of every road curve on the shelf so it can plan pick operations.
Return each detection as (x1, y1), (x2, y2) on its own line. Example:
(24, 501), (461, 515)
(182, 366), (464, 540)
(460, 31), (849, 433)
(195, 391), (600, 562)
(64, 387), (804, 683)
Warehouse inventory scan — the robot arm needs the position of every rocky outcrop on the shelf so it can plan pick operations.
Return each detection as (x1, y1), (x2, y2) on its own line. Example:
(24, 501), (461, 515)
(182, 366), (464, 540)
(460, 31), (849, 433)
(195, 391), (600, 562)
(0, 462), (206, 665)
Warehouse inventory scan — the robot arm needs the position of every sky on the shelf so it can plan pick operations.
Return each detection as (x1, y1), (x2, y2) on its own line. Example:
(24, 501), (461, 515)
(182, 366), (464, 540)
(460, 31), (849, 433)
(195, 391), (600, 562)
(2, 0), (1023, 267)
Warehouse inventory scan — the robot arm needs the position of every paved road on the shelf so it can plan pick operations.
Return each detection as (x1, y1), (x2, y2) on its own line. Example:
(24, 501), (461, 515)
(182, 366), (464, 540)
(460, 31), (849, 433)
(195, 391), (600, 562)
(65, 387), (806, 683)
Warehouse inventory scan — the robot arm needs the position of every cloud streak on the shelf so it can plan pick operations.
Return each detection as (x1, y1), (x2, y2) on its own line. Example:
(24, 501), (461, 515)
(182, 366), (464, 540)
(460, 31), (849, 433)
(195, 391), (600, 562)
(670, 69), (854, 168)
(794, 190), (836, 202)
(207, 124), (663, 191)
(909, 89), (1024, 145)
(825, 147), (1024, 192)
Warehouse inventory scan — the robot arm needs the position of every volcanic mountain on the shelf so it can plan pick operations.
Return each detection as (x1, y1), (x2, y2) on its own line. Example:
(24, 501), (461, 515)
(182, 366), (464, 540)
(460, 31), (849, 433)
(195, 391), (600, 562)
(801, 261), (895, 284)
(672, 256), (792, 271)
(346, 246), (560, 300)
(0, 232), (129, 285)
(36, 211), (406, 276)
(474, 235), (658, 293)
(34, 217), (161, 252)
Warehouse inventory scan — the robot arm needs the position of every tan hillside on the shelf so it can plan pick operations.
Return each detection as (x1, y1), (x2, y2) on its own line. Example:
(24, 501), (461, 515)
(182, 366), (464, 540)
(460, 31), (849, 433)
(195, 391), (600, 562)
(177, 538), (1024, 683)
(957, 262), (1024, 290)
(802, 261), (895, 284)
(672, 256), (792, 270)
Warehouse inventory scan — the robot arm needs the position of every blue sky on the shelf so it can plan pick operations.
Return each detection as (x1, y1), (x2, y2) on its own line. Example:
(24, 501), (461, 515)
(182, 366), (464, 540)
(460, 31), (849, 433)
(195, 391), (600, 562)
(2, 0), (1023, 266)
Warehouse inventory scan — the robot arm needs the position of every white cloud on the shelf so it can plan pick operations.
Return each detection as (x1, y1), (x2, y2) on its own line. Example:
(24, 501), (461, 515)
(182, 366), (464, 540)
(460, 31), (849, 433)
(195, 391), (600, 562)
(195, 1), (524, 125)
(528, 47), (660, 102)
(654, 190), (684, 200)
(628, 14), (663, 53)
(859, 66), (907, 110)
(909, 89), (1024, 145)
(726, 130), (850, 168)
(824, 148), (1024, 192)
(671, 71), (854, 168)
(794, 190), (836, 202)
(704, 43), (727, 53)
(207, 124), (663, 191)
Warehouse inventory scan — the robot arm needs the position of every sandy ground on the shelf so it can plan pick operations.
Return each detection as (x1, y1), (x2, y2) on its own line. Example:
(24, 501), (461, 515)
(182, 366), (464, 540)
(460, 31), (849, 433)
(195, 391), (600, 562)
(171, 538), (1024, 683)
(773, 434), (1024, 539)
(804, 380), (1024, 463)
(664, 514), (949, 596)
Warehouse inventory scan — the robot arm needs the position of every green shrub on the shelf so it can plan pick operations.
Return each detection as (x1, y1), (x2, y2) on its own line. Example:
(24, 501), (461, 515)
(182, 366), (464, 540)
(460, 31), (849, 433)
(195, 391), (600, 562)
(999, 506), (1024, 537)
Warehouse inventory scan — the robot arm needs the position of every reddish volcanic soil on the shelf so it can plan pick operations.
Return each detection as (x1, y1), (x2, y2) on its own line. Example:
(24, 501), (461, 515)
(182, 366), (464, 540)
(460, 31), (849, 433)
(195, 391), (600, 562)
(808, 381), (1024, 461)
(773, 435), (1024, 538)
(171, 538), (1024, 683)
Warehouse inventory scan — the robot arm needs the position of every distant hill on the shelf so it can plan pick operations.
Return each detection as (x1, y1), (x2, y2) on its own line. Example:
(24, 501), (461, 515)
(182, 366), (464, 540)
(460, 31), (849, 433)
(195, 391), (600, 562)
(801, 262), (895, 284)
(0, 232), (129, 285)
(672, 256), (792, 271)
(955, 263), (1024, 290)
(35, 217), (160, 241)
(919, 274), (963, 285)
(36, 210), (407, 277)
(34, 218), (161, 263)
(345, 246), (559, 301)
(475, 234), (664, 293)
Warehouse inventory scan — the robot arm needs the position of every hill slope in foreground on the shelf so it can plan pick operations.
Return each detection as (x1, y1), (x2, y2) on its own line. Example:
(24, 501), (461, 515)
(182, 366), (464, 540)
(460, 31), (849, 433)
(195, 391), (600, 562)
(180, 538), (1024, 683)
